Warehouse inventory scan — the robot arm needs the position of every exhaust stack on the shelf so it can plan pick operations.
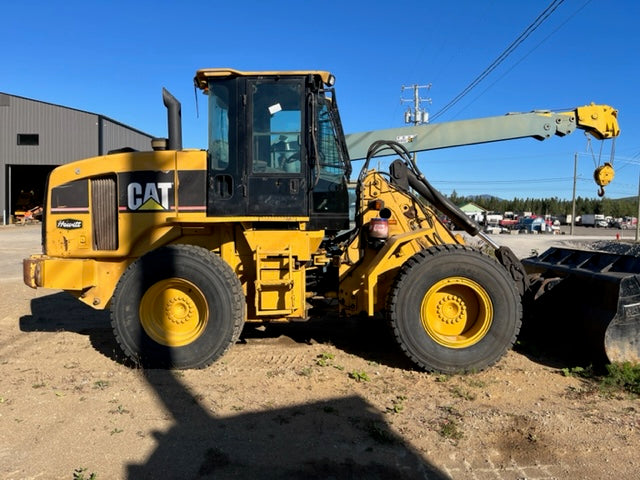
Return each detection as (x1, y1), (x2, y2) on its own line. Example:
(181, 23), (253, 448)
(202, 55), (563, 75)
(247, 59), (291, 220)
(162, 88), (182, 151)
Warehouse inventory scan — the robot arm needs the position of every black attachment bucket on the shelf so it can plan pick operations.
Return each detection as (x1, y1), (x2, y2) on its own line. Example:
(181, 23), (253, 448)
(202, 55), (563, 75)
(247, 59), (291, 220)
(522, 247), (640, 365)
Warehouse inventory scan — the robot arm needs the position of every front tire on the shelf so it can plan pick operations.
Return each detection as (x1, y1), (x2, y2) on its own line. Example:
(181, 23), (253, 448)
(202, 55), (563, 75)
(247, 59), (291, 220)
(111, 244), (245, 369)
(387, 245), (521, 373)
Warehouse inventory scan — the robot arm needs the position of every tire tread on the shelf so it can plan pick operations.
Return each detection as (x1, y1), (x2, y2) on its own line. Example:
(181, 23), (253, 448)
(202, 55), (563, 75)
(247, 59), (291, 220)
(386, 244), (522, 373)
(110, 244), (245, 369)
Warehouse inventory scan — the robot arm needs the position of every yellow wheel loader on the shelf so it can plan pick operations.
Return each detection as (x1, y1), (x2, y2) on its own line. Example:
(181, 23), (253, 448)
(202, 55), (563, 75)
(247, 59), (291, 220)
(23, 68), (629, 372)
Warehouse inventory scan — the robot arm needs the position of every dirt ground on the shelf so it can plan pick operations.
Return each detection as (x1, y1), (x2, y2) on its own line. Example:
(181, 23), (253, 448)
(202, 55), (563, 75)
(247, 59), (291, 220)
(1, 225), (638, 480)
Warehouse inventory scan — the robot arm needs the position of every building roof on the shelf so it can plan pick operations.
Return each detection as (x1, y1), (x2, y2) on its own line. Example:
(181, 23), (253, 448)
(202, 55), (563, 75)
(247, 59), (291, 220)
(459, 202), (486, 213)
(0, 92), (153, 138)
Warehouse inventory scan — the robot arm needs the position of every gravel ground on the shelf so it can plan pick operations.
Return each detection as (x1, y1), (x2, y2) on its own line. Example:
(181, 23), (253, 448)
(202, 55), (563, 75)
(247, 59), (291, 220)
(477, 226), (637, 259)
(2, 223), (639, 480)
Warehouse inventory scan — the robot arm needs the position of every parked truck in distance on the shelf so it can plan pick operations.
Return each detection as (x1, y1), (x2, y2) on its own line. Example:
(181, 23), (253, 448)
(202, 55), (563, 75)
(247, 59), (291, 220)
(499, 212), (518, 230)
(613, 216), (637, 229)
(580, 213), (607, 227)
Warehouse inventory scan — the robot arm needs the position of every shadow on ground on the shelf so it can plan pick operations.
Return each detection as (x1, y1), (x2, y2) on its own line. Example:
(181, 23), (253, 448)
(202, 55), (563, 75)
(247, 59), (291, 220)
(20, 293), (415, 370)
(19, 291), (124, 365)
(128, 374), (449, 479)
(20, 290), (612, 374)
(19, 292), (449, 479)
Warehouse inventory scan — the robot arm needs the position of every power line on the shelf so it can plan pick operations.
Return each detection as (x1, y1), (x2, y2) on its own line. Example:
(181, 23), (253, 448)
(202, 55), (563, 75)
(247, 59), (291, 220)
(433, 177), (573, 185)
(447, 0), (592, 118)
(431, 0), (565, 121)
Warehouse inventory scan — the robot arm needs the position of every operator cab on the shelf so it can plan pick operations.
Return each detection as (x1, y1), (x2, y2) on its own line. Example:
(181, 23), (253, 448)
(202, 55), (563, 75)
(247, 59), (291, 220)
(194, 68), (351, 232)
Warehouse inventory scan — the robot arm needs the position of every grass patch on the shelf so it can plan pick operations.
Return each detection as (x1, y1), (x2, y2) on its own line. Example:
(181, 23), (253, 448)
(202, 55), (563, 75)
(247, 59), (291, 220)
(109, 404), (130, 415)
(439, 418), (464, 441)
(463, 377), (487, 389)
(601, 362), (640, 395)
(386, 395), (407, 414)
(93, 380), (110, 390)
(434, 374), (449, 383)
(561, 365), (594, 379)
(348, 370), (370, 382)
(316, 352), (335, 367)
(73, 468), (97, 480)
(437, 406), (464, 443)
(562, 362), (640, 397)
(449, 385), (477, 401)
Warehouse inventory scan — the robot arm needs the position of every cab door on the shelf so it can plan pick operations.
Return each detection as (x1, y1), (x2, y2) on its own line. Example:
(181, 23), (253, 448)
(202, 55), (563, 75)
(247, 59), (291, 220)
(246, 78), (307, 216)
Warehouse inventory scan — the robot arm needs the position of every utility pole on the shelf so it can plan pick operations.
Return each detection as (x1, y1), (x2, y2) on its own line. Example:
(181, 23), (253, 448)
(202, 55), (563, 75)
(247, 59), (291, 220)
(636, 169), (640, 242)
(401, 84), (431, 126)
(401, 84), (431, 161)
(571, 153), (577, 235)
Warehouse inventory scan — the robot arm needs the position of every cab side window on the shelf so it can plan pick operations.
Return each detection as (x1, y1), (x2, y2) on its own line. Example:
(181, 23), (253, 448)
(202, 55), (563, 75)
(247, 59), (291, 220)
(208, 82), (232, 171)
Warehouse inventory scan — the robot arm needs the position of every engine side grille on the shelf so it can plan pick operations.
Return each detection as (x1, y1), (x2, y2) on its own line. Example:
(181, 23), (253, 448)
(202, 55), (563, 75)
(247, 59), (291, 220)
(91, 176), (118, 250)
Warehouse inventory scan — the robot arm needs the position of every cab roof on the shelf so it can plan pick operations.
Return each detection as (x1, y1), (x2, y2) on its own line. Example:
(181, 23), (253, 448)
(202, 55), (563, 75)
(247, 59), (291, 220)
(194, 68), (335, 91)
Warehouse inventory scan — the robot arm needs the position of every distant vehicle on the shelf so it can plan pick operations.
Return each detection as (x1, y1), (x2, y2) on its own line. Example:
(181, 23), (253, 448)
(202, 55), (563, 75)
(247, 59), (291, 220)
(483, 225), (509, 234)
(613, 216), (637, 229)
(499, 211), (519, 230)
(558, 214), (572, 225)
(581, 213), (606, 227)
(518, 217), (552, 233)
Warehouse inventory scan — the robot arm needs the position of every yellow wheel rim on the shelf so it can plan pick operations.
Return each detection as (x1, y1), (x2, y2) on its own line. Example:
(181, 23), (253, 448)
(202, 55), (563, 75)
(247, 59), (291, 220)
(421, 276), (493, 349)
(140, 278), (209, 347)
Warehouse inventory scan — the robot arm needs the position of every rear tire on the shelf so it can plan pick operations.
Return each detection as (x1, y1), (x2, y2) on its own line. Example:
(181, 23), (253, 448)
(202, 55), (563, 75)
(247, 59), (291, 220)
(387, 245), (521, 373)
(111, 244), (245, 369)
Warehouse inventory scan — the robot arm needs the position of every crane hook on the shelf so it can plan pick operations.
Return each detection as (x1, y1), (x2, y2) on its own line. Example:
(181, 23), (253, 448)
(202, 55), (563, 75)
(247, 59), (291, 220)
(593, 162), (614, 198)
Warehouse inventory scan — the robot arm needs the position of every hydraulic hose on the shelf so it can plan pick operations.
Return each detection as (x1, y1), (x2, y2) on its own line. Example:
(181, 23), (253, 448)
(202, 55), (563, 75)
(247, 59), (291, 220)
(365, 139), (481, 236)
(391, 160), (481, 236)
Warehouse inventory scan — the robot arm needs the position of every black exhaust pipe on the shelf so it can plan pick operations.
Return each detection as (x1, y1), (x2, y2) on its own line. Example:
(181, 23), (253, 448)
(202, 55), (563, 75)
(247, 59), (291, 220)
(162, 88), (182, 151)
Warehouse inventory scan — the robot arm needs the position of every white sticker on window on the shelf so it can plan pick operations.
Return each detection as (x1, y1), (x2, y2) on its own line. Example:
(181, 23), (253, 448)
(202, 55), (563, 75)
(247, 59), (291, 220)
(268, 103), (282, 115)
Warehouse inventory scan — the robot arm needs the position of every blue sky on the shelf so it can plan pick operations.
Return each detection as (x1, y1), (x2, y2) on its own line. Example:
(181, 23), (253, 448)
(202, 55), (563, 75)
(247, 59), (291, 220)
(3, 0), (639, 200)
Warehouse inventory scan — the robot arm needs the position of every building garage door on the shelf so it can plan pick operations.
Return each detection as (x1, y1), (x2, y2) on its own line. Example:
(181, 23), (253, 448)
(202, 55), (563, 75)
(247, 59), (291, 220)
(7, 164), (55, 223)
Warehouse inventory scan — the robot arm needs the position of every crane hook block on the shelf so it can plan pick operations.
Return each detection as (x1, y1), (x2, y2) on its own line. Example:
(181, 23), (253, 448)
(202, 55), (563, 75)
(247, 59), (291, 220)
(594, 162), (615, 187)
(594, 162), (614, 197)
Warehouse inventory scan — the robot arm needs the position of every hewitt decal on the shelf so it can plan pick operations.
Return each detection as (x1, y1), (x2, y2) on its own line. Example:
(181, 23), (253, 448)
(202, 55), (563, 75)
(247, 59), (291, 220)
(56, 219), (83, 229)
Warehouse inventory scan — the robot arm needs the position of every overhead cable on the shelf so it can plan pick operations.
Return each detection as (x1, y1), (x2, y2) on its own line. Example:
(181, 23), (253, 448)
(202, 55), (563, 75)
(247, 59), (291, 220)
(431, 0), (565, 121)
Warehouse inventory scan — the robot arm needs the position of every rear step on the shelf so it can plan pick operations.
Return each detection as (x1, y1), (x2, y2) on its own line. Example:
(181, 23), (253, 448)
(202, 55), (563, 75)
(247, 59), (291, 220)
(522, 247), (640, 364)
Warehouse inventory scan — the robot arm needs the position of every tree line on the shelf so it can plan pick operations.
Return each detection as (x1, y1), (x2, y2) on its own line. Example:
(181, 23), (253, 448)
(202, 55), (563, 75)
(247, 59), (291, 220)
(448, 190), (638, 218)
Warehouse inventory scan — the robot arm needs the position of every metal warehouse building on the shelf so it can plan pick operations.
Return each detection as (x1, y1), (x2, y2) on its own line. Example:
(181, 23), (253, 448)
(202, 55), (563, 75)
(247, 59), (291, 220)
(0, 92), (154, 224)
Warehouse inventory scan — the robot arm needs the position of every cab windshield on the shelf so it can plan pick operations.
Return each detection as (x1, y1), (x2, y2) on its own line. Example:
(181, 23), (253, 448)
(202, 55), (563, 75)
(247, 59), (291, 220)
(315, 91), (351, 179)
(311, 90), (351, 219)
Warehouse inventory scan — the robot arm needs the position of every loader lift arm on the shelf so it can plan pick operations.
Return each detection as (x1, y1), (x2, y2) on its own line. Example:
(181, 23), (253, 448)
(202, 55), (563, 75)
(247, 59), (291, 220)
(350, 104), (618, 296)
(343, 103), (623, 371)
